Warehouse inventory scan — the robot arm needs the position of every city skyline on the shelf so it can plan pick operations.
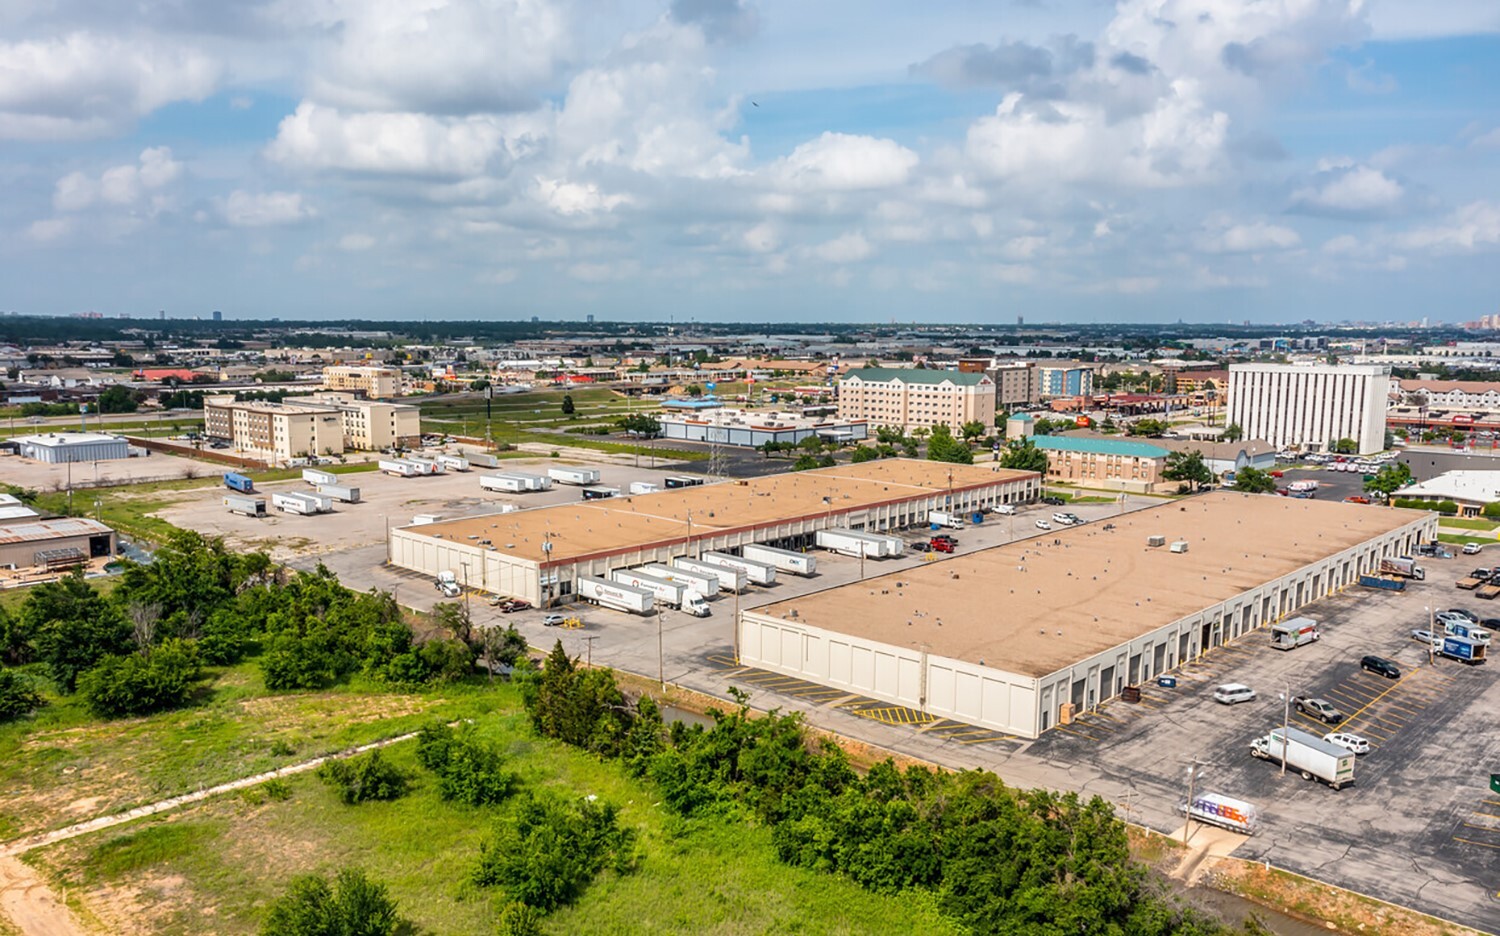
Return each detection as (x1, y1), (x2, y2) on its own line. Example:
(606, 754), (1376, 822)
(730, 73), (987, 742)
(3, 0), (1499, 322)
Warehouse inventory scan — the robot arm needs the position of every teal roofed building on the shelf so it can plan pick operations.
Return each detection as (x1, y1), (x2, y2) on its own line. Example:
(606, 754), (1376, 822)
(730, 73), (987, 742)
(1029, 434), (1173, 493)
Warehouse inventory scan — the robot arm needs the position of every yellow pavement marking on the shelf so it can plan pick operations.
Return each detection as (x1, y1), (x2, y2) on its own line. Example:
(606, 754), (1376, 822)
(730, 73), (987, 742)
(958, 734), (1009, 745)
(1472, 812), (1500, 822)
(1454, 837), (1500, 850)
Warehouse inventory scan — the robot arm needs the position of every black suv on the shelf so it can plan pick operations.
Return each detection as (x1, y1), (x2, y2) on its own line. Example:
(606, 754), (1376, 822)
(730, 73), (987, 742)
(1360, 655), (1401, 680)
(1040, 496), (1066, 506)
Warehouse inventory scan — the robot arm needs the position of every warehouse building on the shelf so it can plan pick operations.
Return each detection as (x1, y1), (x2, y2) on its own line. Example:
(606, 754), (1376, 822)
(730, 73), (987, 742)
(0, 517), (116, 571)
(389, 460), (1040, 605)
(660, 409), (869, 447)
(737, 493), (1434, 740)
(11, 432), (130, 464)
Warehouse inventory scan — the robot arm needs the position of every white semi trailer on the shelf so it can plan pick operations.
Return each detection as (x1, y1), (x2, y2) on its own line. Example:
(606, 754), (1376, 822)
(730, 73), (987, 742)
(379, 459), (420, 477)
(271, 492), (333, 515)
(436, 454), (470, 472)
(641, 563), (719, 598)
(302, 468), (338, 486)
(549, 466), (602, 486)
(576, 576), (654, 614)
(741, 543), (815, 577)
(317, 483), (361, 504)
(673, 557), (746, 594)
(815, 528), (903, 558)
(702, 551), (777, 587)
(481, 474), (531, 493)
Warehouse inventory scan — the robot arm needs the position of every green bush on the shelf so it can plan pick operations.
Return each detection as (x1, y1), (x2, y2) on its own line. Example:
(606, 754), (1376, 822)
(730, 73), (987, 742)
(261, 868), (405, 936)
(316, 750), (410, 805)
(495, 901), (544, 936)
(1482, 502), (1500, 519)
(414, 723), (518, 807)
(471, 792), (637, 912)
(77, 639), (201, 718)
(0, 669), (46, 721)
(1437, 500), (1460, 516)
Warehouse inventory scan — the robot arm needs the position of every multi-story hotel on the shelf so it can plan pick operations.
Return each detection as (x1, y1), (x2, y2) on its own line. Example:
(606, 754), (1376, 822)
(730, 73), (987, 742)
(836, 368), (995, 434)
(322, 365), (402, 399)
(204, 392), (420, 463)
(1227, 363), (1389, 454)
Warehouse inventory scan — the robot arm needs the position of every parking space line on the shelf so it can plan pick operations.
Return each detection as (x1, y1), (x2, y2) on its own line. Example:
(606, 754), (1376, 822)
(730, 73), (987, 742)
(1453, 837), (1500, 850)
(1472, 812), (1500, 822)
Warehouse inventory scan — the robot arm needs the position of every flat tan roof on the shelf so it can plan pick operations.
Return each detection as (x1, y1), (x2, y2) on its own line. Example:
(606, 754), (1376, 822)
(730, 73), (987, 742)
(401, 459), (1033, 566)
(753, 492), (1427, 678)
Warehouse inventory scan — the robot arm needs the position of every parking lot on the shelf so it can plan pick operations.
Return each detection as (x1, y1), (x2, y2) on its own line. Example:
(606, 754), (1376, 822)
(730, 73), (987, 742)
(0, 447), (230, 490)
(489, 494), (1498, 933)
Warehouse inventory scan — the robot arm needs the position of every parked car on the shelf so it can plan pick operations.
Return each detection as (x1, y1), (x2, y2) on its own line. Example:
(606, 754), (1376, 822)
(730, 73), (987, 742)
(1464, 542), (1483, 555)
(1344, 496), (1371, 505)
(1410, 628), (1442, 645)
(932, 534), (957, 545)
(1324, 732), (1370, 755)
(1212, 683), (1256, 705)
(994, 504), (1017, 515)
(1294, 696), (1344, 724)
(1035, 519), (1052, 530)
(1040, 496), (1066, 506)
(1360, 655), (1401, 679)
(499, 599), (531, 613)
(929, 538), (955, 553)
(541, 613), (566, 627)
(910, 541), (935, 553)
(1445, 608), (1479, 623)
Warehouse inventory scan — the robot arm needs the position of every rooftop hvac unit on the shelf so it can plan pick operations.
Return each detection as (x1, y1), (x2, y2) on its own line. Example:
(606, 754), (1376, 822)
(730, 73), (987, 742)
(1147, 535), (1166, 547)
(1170, 541), (1189, 553)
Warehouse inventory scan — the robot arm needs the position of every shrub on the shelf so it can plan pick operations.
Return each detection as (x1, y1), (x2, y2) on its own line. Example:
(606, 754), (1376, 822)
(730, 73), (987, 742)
(471, 792), (636, 912)
(495, 901), (543, 936)
(415, 723), (518, 807)
(262, 779), (293, 801)
(260, 868), (405, 936)
(0, 669), (46, 721)
(77, 639), (201, 718)
(1437, 500), (1460, 516)
(316, 750), (409, 805)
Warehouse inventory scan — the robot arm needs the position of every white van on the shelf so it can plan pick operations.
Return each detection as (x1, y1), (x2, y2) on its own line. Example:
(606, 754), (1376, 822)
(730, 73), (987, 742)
(994, 504), (1017, 515)
(1213, 683), (1256, 705)
(1052, 512), (1078, 525)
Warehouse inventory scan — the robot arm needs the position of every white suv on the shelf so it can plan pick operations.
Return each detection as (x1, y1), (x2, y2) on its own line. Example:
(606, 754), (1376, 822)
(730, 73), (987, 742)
(1052, 512), (1080, 525)
(1213, 683), (1256, 705)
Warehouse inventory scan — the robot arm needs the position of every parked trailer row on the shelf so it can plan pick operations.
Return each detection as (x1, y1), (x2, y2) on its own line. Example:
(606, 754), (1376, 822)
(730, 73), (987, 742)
(703, 551), (777, 587)
(302, 468), (338, 487)
(641, 563), (719, 599)
(814, 528), (904, 559)
(379, 459), (421, 477)
(404, 457), (444, 475)
(609, 569), (710, 615)
(549, 466), (601, 486)
(741, 543), (816, 577)
(674, 556), (746, 593)
(224, 494), (266, 517)
(576, 576), (654, 615)
(317, 483), (360, 503)
(271, 491), (333, 515)
(480, 473), (550, 494)
(435, 454), (470, 472)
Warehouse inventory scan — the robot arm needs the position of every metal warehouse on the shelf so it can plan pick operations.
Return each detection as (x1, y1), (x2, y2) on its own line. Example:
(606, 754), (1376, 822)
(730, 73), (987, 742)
(0, 517), (117, 571)
(737, 493), (1435, 740)
(389, 459), (1040, 605)
(12, 432), (130, 463)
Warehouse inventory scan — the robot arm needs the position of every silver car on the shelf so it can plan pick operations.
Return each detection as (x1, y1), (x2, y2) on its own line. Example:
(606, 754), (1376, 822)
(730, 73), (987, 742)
(1324, 732), (1370, 755)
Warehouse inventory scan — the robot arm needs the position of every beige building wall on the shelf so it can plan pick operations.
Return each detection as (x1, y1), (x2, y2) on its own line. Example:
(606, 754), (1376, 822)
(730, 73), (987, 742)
(837, 370), (996, 434)
(291, 392), (422, 450)
(323, 365), (401, 398)
(204, 399), (347, 462)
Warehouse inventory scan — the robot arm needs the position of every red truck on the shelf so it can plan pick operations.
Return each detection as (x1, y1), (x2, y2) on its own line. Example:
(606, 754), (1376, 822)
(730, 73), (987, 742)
(929, 538), (955, 553)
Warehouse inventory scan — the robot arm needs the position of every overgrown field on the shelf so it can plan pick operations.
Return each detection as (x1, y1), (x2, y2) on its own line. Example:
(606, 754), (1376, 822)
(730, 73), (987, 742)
(22, 694), (964, 936)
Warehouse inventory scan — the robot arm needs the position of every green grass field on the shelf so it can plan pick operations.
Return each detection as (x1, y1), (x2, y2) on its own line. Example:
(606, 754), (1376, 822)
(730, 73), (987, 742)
(1438, 517), (1499, 531)
(1436, 532), (1489, 547)
(21, 686), (964, 936)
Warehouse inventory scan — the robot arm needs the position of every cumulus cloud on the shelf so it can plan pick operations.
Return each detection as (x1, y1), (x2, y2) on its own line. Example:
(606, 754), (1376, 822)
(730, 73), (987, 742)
(1397, 202), (1500, 253)
(222, 190), (314, 227)
(669, 0), (760, 43)
(338, 233), (376, 251)
(266, 102), (532, 177)
(533, 177), (631, 217)
(307, 0), (570, 114)
(1199, 219), (1301, 253)
(912, 36), (1093, 92)
(0, 33), (218, 140)
(742, 221), (780, 253)
(807, 231), (873, 264)
(770, 132), (919, 191)
(1290, 161), (1405, 217)
(52, 147), (183, 212)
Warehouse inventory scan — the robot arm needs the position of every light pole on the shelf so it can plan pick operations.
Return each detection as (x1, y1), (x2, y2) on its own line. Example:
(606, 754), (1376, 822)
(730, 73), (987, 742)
(460, 561), (472, 615)
(583, 634), (598, 667)
(732, 584), (741, 664)
(656, 605), (665, 691)
(1183, 759), (1207, 844)
(1278, 681), (1291, 776)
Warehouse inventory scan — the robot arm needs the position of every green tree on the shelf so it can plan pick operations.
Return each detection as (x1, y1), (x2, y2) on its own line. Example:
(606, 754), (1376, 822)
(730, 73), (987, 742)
(560, 394), (575, 415)
(1482, 501), (1500, 519)
(23, 571), (133, 693)
(96, 384), (141, 414)
(925, 424), (973, 465)
(0, 670), (46, 721)
(260, 868), (404, 936)
(850, 445), (879, 463)
(685, 384), (703, 397)
(616, 414), (661, 436)
(413, 723), (519, 806)
(1127, 418), (1167, 437)
(1364, 463), (1413, 500)
(1222, 422), (1244, 442)
(999, 438), (1049, 474)
(874, 426), (906, 445)
(960, 420), (986, 443)
(471, 791), (637, 912)
(797, 435), (823, 453)
(1163, 450), (1214, 491)
(1331, 437), (1358, 454)
(791, 453), (821, 471)
(77, 638), (202, 717)
(1233, 466), (1277, 494)
(0, 604), (34, 666)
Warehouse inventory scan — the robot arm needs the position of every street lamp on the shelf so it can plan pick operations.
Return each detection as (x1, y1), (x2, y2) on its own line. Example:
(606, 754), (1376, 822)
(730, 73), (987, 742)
(1277, 681), (1291, 776)
(1183, 760), (1208, 844)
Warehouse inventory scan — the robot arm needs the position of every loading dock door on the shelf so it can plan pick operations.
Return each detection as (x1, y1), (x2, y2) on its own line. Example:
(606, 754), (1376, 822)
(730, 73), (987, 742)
(1070, 678), (1085, 709)
(1100, 665), (1116, 699)
(1128, 653), (1141, 684)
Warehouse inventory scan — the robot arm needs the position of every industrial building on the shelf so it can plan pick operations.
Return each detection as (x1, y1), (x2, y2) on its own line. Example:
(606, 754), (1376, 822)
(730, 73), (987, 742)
(0, 517), (116, 571)
(389, 460), (1040, 605)
(737, 493), (1434, 740)
(11, 432), (130, 464)
(659, 409), (869, 448)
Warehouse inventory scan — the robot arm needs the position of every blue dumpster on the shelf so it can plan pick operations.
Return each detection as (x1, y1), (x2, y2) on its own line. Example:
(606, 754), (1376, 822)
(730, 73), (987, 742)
(1156, 676), (1177, 689)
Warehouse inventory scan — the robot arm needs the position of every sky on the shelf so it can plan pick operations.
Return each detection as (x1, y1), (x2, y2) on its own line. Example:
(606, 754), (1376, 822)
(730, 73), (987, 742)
(1, 0), (1498, 324)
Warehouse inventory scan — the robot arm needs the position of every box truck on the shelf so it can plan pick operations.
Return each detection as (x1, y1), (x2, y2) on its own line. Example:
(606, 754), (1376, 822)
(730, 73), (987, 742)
(380, 459), (420, 477)
(549, 466), (601, 486)
(1250, 726), (1356, 789)
(1442, 620), (1492, 645)
(674, 557), (746, 594)
(928, 510), (966, 530)
(224, 494), (266, 517)
(1438, 635), (1488, 664)
(302, 468), (338, 487)
(641, 563), (719, 599)
(1270, 617), (1320, 650)
(1180, 793), (1259, 835)
(577, 576), (654, 615)
(317, 483), (361, 504)
(703, 551), (777, 587)
(1379, 557), (1425, 580)
(224, 472), (255, 493)
(741, 543), (815, 577)
(436, 454), (470, 472)
(629, 481), (660, 495)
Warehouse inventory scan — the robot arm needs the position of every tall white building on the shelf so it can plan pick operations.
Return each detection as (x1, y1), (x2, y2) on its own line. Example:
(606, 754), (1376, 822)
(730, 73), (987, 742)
(1227, 363), (1390, 454)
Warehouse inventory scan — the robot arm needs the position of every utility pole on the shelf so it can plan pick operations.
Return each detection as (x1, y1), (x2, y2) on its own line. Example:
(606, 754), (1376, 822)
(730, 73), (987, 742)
(1183, 760), (1207, 844)
(656, 606), (665, 691)
(732, 585), (741, 664)
(1280, 681), (1291, 776)
(583, 635), (598, 668)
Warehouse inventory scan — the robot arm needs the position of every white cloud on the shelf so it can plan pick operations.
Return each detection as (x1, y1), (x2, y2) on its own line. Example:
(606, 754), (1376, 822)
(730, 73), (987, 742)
(742, 222), (780, 254)
(478, 268), (519, 284)
(1397, 202), (1500, 253)
(222, 191), (314, 227)
(770, 132), (919, 191)
(266, 102), (531, 177)
(52, 147), (183, 212)
(1291, 163), (1404, 216)
(568, 260), (639, 282)
(307, 0), (570, 114)
(25, 217), (73, 243)
(533, 177), (631, 217)
(1200, 220), (1301, 253)
(338, 233), (376, 251)
(0, 33), (218, 140)
(807, 231), (873, 264)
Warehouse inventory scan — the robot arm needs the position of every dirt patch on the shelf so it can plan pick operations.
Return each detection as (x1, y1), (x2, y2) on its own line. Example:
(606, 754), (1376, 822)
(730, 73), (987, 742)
(0, 855), (84, 936)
